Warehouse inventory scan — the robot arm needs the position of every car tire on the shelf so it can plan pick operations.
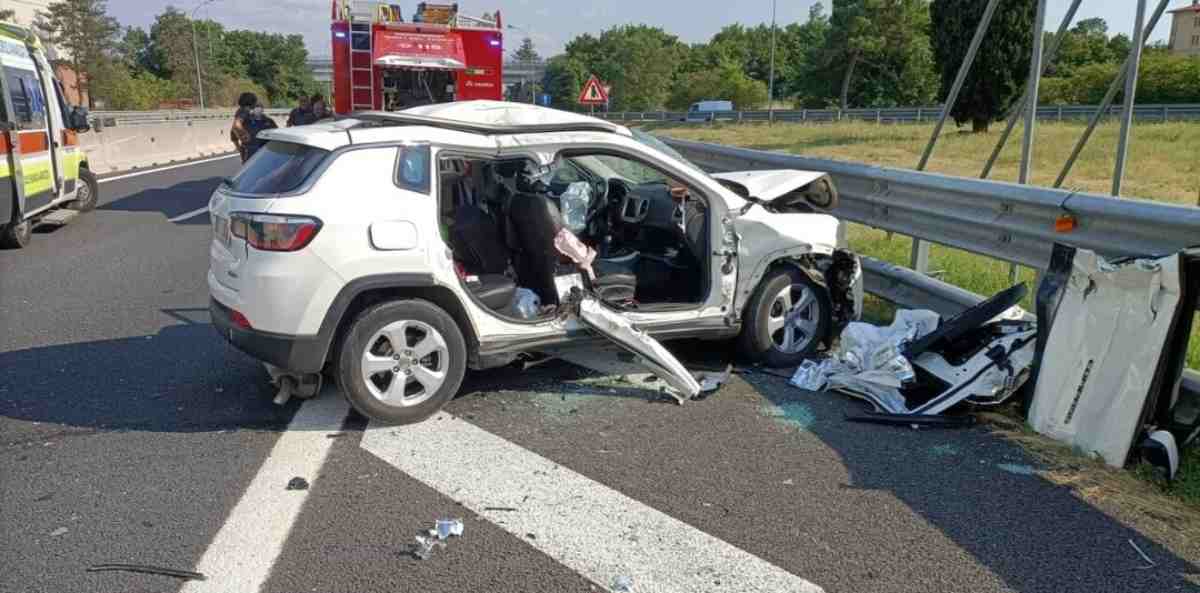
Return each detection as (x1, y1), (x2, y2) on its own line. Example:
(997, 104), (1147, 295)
(0, 217), (32, 249)
(738, 267), (832, 368)
(66, 168), (99, 212)
(337, 299), (467, 425)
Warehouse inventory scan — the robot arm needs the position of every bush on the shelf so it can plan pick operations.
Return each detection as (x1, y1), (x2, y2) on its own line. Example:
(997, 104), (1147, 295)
(1039, 55), (1200, 105)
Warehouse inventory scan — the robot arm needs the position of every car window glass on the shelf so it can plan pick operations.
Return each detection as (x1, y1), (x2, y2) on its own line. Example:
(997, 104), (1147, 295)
(395, 144), (431, 194)
(231, 141), (329, 194)
(588, 154), (668, 185)
(551, 160), (585, 185)
(4, 67), (46, 130)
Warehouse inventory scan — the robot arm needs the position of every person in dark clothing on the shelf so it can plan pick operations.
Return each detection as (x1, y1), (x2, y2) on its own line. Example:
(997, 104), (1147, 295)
(286, 96), (314, 127)
(231, 92), (257, 162)
(310, 94), (329, 121)
(243, 104), (279, 161)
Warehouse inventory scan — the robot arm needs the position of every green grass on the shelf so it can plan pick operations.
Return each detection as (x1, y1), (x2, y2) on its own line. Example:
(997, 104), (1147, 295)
(651, 119), (1200, 511)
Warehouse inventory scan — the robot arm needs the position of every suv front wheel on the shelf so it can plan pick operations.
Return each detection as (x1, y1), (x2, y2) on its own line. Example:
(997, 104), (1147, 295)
(738, 267), (832, 368)
(337, 299), (467, 424)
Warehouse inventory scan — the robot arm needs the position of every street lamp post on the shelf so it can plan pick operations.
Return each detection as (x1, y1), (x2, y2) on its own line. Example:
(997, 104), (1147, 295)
(190, 0), (218, 110)
(767, 0), (777, 124)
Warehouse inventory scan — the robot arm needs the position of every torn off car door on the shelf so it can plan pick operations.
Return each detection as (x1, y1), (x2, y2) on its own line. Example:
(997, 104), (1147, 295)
(565, 289), (701, 403)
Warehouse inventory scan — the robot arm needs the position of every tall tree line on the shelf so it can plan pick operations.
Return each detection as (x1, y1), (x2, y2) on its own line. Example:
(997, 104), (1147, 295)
(32, 0), (318, 110)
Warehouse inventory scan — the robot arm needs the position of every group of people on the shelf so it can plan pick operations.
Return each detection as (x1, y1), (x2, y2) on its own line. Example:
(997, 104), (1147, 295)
(231, 92), (330, 162)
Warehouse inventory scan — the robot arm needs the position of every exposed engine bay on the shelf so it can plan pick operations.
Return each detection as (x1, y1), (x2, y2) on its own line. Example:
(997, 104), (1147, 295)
(440, 152), (710, 319)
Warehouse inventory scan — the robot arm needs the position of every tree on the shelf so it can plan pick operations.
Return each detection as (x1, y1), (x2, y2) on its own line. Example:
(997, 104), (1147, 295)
(34, 0), (120, 108)
(930, 0), (1037, 132)
(668, 59), (769, 110)
(781, 3), (833, 102)
(0, 9), (14, 21)
(812, 0), (937, 109)
(558, 25), (684, 111)
(542, 54), (586, 108)
(513, 37), (539, 62)
(116, 26), (154, 74)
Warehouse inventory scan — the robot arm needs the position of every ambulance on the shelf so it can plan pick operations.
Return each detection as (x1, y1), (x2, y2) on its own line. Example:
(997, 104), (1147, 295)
(0, 22), (95, 249)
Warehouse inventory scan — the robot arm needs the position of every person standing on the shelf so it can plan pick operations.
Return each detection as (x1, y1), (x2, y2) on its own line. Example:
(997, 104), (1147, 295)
(310, 94), (329, 121)
(231, 92), (257, 162)
(286, 96), (313, 127)
(243, 103), (279, 161)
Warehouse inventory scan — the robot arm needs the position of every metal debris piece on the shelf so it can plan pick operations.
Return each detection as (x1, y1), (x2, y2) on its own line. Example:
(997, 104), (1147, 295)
(50, 527), (68, 537)
(285, 477), (309, 491)
(694, 365), (733, 399)
(87, 563), (206, 581)
(1128, 539), (1156, 569)
(612, 575), (634, 592)
(411, 535), (442, 560)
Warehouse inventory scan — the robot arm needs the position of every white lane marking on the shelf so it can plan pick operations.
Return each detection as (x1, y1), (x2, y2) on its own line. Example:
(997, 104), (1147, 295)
(168, 206), (210, 223)
(362, 413), (825, 593)
(181, 395), (349, 593)
(97, 154), (238, 184)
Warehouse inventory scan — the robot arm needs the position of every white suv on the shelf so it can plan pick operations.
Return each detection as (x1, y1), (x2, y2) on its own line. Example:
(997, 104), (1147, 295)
(208, 101), (861, 423)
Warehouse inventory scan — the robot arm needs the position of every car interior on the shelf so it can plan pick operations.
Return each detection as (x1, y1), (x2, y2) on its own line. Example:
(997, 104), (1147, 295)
(437, 151), (710, 320)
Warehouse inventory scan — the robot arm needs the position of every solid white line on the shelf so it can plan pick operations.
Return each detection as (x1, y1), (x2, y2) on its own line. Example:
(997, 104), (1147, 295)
(181, 395), (349, 593)
(168, 206), (211, 223)
(362, 413), (825, 593)
(97, 153), (238, 184)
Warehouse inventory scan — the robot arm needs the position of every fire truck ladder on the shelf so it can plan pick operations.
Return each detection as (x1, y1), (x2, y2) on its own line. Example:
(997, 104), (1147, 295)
(348, 6), (375, 111)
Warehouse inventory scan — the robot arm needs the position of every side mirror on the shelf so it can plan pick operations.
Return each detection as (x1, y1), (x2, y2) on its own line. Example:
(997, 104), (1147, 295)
(68, 106), (91, 133)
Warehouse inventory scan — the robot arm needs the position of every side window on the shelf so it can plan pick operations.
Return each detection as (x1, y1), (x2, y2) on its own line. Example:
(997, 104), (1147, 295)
(395, 144), (431, 194)
(4, 67), (47, 130)
(587, 154), (669, 185)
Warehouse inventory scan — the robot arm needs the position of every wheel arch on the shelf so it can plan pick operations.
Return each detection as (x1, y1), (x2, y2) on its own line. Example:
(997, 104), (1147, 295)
(315, 274), (479, 371)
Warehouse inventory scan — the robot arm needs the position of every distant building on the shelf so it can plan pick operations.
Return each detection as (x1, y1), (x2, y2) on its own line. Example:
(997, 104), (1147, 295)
(307, 57), (334, 100)
(5, 0), (53, 28)
(1169, 0), (1200, 57)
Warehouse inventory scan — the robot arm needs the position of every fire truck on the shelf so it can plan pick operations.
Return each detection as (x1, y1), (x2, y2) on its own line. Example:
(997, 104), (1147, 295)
(330, 2), (504, 114)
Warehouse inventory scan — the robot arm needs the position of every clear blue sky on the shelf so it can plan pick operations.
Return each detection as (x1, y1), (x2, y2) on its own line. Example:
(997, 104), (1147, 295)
(108, 0), (1182, 60)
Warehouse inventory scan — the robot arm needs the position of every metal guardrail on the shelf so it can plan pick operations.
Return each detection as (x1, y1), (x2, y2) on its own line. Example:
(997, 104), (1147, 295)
(596, 104), (1200, 125)
(661, 134), (1200, 397)
(664, 137), (1200, 271)
(89, 108), (291, 128)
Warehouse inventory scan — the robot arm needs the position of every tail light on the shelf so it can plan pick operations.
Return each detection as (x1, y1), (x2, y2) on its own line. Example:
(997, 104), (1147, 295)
(230, 309), (253, 329)
(231, 213), (322, 252)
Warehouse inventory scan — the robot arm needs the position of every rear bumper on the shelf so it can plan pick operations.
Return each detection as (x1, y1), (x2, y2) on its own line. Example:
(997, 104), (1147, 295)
(210, 298), (327, 373)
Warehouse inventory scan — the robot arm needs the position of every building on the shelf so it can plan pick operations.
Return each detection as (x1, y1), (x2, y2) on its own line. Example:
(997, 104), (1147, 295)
(1169, 0), (1200, 57)
(5, 0), (53, 28)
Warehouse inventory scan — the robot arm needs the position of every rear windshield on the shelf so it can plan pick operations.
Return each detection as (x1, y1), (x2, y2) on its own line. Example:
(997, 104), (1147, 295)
(231, 141), (329, 194)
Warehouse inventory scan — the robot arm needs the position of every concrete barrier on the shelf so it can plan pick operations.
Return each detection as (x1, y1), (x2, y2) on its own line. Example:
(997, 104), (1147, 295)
(80, 119), (237, 174)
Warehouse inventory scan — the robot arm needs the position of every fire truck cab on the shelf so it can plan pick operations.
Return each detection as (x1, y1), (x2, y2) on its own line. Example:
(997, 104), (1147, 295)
(330, 2), (504, 114)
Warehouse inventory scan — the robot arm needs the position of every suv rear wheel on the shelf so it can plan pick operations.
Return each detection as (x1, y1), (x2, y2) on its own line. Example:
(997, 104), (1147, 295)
(739, 267), (832, 368)
(337, 299), (467, 424)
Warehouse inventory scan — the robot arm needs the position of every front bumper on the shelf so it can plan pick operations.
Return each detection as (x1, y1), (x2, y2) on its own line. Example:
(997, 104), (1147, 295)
(210, 298), (327, 373)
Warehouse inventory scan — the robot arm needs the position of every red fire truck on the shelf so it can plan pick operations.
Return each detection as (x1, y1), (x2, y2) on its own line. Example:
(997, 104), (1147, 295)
(330, 2), (504, 114)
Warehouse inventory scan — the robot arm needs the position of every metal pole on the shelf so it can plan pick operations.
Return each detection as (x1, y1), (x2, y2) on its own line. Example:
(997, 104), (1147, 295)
(767, 0), (777, 124)
(980, 0), (1082, 179)
(910, 0), (1000, 275)
(1055, 0), (1170, 188)
(191, 19), (204, 109)
(916, 0), (1001, 170)
(1113, 0), (1147, 197)
(1019, 0), (1047, 186)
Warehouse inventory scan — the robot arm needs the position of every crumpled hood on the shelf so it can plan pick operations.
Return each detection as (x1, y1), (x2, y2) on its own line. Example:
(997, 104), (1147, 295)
(711, 169), (830, 203)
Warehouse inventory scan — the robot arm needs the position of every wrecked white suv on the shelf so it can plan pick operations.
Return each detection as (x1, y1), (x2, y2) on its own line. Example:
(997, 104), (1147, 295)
(208, 101), (861, 423)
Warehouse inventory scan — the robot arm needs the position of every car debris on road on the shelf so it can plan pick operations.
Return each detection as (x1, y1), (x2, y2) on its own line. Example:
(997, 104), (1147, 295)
(791, 284), (1035, 422)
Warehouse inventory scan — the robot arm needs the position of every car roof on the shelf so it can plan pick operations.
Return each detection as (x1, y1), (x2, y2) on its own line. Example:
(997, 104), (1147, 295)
(257, 101), (630, 152)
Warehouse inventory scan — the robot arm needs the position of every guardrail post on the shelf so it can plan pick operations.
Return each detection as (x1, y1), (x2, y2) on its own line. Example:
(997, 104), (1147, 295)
(909, 240), (930, 275)
(769, 110), (775, 124)
(1057, 106), (1063, 122)
(916, 107), (922, 123)
(1163, 104), (1169, 122)
(876, 109), (882, 124)
(801, 109), (807, 122)
(659, 111), (666, 121)
(737, 111), (743, 123)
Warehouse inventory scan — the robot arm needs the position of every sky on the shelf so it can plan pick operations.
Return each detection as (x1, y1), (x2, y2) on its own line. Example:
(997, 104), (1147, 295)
(106, 0), (1183, 60)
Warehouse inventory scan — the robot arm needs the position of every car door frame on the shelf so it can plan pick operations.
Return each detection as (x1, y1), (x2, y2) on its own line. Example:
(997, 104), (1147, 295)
(494, 131), (740, 340)
(0, 61), (15, 228)
(30, 49), (65, 201)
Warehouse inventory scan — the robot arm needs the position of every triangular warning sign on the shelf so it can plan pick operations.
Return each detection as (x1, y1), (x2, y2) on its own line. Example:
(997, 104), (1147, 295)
(578, 75), (609, 105)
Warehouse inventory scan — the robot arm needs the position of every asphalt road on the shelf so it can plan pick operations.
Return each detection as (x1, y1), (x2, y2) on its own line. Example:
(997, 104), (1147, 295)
(1, 157), (1198, 593)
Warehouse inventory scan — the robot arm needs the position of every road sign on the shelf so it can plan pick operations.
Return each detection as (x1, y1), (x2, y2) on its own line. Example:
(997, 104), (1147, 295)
(578, 75), (609, 105)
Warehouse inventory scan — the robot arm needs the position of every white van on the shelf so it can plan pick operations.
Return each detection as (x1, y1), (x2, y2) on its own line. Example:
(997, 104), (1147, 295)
(0, 22), (96, 249)
(684, 100), (733, 122)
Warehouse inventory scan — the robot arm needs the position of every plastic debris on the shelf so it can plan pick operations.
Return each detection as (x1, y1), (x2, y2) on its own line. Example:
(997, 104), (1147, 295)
(436, 518), (464, 539)
(513, 288), (542, 319)
(50, 527), (68, 537)
(285, 477), (309, 491)
(612, 575), (634, 592)
(789, 359), (831, 391)
(553, 228), (597, 281)
(411, 535), (443, 560)
(87, 564), (206, 581)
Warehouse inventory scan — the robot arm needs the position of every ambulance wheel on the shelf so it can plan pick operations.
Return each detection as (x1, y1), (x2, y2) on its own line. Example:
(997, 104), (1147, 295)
(67, 168), (99, 212)
(0, 217), (31, 249)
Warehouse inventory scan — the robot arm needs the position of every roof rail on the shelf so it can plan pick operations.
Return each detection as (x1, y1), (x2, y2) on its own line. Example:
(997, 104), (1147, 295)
(341, 111), (622, 135)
